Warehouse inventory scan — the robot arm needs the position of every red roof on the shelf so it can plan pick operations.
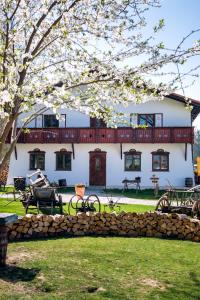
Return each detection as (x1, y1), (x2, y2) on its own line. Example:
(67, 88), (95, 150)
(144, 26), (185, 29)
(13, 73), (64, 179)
(167, 93), (200, 121)
(167, 92), (200, 106)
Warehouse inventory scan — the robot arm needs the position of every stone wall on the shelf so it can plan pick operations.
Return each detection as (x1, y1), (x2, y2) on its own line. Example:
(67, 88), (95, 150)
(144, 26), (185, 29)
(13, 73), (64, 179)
(7, 212), (200, 243)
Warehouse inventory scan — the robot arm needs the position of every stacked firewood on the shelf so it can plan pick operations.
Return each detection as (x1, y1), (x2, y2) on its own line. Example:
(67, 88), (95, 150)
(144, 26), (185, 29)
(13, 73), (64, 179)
(7, 212), (200, 242)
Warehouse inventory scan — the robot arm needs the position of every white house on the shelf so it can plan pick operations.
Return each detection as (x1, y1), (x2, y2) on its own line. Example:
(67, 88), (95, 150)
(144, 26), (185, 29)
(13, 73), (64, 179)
(7, 93), (200, 188)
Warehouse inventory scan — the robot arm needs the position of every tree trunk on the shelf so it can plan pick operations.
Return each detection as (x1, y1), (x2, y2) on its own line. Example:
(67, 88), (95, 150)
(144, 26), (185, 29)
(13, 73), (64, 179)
(0, 117), (19, 174)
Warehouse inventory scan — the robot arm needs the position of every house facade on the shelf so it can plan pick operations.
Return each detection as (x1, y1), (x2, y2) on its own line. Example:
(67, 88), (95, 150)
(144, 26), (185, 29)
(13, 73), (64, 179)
(7, 93), (200, 188)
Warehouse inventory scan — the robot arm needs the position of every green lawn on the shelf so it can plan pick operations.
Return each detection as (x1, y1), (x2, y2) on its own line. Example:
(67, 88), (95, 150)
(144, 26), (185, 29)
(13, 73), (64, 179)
(0, 197), (155, 216)
(105, 188), (164, 200)
(1, 191), (199, 300)
(0, 186), (163, 200)
(0, 237), (200, 299)
(0, 186), (75, 195)
(0, 186), (17, 194)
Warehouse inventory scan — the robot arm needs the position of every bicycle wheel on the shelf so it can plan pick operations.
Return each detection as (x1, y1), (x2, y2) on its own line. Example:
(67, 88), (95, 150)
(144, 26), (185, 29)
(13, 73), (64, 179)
(85, 194), (101, 213)
(68, 194), (83, 215)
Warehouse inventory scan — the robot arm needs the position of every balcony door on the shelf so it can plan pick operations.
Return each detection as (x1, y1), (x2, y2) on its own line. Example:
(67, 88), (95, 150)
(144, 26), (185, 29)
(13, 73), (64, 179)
(90, 117), (106, 128)
(89, 149), (106, 186)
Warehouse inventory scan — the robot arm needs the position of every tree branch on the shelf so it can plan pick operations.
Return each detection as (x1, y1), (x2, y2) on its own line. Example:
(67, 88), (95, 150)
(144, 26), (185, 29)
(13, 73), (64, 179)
(31, 0), (81, 57)
(9, 0), (21, 20)
(25, 1), (58, 54)
(2, 13), (9, 84)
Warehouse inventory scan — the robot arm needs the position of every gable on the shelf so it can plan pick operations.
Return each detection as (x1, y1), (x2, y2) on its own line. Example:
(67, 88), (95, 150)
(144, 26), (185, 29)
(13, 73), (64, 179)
(167, 93), (200, 122)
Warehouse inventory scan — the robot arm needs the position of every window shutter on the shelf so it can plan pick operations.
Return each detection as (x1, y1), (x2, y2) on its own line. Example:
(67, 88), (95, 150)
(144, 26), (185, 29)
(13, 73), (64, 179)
(36, 115), (43, 128)
(130, 113), (138, 126)
(59, 114), (66, 128)
(155, 114), (163, 127)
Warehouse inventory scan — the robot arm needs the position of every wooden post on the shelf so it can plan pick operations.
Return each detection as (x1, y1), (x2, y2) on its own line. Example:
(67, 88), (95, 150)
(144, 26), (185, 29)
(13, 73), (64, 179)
(72, 143), (75, 159)
(185, 143), (188, 161)
(150, 175), (159, 197)
(0, 226), (8, 267)
(0, 213), (18, 267)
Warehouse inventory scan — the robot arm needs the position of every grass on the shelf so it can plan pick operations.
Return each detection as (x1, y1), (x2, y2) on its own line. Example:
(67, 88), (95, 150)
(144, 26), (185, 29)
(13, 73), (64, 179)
(105, 188), (164, 200)
(0, 186), (163, 200)
(0, 198), (26, 215)
(0, 189), (199, 299)
(0, 237), (200, 299)
(0, 186), (75, 194)
(0, 186), (17, 194)
(0, 197), (155, 216)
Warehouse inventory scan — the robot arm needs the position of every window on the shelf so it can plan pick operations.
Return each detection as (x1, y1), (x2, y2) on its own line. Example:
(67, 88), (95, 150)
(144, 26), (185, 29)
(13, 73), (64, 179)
(138, 114), (155, 127)
(90, 117), (106, 128)
(56, 151), (71, 171)
(124, 150), (141, 171)
(29, 149), (45, 170)
(44, 115), (59, 128)
(95, 157), (101, 171)
(152, 150), (169, 171)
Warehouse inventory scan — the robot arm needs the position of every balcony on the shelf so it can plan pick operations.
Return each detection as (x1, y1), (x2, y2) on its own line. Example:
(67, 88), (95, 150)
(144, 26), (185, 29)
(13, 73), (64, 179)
(16, 127), (194, 144)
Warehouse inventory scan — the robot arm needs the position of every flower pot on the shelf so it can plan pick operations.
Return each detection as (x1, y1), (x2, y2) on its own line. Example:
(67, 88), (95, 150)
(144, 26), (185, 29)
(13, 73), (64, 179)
(75, 184), (85, 198)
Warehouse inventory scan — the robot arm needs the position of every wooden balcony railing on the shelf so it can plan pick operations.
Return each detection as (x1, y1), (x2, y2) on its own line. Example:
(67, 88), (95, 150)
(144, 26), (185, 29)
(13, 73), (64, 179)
(16, 127), (194, 144)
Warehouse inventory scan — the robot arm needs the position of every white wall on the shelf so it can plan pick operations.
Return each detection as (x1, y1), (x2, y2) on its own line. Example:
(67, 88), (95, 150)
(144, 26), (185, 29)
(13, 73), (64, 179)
(17, 108), (89, 128)
(66, 110), (90, 127)
(114, 98), (191, 127)
(7, 143), (194, 188)
(17, 97), (192, 128)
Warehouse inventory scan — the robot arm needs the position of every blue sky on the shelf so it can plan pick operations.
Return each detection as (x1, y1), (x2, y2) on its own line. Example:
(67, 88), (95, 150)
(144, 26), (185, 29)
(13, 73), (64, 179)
(144, 0), (200, 127)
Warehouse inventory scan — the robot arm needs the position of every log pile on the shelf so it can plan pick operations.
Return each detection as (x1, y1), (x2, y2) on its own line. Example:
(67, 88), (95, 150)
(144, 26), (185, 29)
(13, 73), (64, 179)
(7, 212), (200, 242)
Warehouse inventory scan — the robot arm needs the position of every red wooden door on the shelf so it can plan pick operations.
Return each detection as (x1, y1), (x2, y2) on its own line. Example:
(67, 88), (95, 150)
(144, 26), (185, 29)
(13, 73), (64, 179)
(89, 150), (106, 186)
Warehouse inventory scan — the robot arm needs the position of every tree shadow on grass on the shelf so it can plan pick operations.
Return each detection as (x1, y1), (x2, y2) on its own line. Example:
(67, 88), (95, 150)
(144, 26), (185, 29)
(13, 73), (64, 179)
(189, 271), (200, 286)
(0, 265), (40, 282)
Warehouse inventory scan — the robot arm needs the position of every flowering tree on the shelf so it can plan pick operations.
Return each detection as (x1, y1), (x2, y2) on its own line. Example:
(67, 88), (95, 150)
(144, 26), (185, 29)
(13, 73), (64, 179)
(0, 0), (199, 172)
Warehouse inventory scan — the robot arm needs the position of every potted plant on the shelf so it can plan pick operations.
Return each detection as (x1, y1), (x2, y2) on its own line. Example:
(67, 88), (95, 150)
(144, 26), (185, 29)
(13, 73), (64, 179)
(75, 184), (85, 198)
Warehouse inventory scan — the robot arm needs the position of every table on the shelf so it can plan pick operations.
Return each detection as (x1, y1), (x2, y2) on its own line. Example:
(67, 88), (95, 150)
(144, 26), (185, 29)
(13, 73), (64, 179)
(122, 178), (141, 192)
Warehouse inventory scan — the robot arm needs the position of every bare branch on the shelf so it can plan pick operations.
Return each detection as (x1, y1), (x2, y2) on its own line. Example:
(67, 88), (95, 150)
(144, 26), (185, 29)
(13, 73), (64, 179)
(9, 0), (21, 20)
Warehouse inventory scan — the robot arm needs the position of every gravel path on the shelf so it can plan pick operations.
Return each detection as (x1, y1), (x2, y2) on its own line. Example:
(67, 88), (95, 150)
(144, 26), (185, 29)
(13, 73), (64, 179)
(60, 192), (157, 206)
